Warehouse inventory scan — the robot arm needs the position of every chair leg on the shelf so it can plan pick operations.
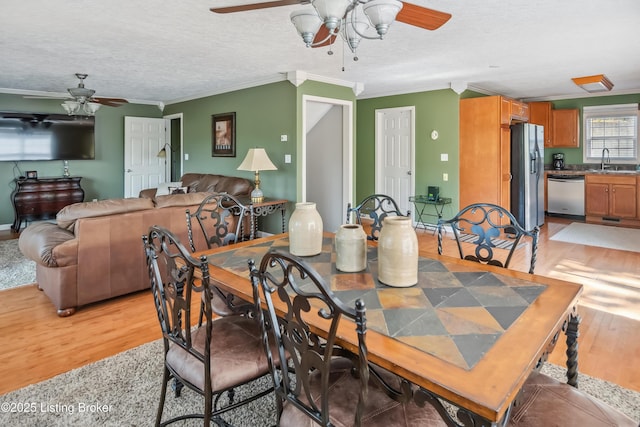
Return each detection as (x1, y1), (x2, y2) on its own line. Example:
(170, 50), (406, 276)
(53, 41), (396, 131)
(172, 378), (184, 397)
(156, 367), (170, 427)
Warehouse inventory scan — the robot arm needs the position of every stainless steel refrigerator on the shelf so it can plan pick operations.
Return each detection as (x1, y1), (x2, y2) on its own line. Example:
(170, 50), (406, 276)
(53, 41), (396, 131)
(510, 123), (544, 230)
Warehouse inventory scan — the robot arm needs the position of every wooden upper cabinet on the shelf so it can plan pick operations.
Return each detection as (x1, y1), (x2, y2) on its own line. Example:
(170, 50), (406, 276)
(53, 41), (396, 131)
(529, 102), (553, 147)
(551, 109), (579, 147)
(500, 97), (529, 124)
(511, 100), (529, 122)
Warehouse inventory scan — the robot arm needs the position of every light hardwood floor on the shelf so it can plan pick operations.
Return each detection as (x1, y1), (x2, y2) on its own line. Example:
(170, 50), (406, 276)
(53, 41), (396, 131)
(0, 216), (638, 396)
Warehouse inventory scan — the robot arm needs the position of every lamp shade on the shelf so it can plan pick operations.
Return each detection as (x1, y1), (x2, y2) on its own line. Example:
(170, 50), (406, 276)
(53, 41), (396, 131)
(237, 148), (277, 172)
(362, 0), (403, 36)
(291, 10), (323, 45)
(311, 0), (352, 30)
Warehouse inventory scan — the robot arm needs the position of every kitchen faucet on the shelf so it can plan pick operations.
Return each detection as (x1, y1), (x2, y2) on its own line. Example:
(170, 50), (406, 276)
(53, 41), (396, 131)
(601, 148), (611, 170)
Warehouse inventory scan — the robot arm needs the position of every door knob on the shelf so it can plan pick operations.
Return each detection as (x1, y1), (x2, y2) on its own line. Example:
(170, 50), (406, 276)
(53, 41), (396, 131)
(126, 169), (133, 173)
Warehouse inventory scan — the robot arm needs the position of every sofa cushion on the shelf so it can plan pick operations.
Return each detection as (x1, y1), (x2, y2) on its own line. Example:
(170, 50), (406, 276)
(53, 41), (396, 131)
(57, 198), (155, 230)
(154, 192), (209, 209)
(156, 181), (183, 196)
(19, 222), (75, 267)
(181, 173), (253, 196)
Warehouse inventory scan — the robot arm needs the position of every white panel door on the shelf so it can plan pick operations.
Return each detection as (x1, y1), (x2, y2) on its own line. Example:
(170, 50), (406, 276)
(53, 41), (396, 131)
(375, 107), (415, 217)
(124, 117), (167, 198)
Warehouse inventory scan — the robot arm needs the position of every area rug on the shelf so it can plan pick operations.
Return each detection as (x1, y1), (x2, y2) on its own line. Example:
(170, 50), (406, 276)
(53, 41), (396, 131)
(0, 339), (637, 426)
(550, 222), (640, 253)
(0, 239), (36, 291)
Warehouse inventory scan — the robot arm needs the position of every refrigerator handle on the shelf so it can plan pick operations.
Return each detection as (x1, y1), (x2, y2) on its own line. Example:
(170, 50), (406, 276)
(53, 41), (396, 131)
(531, 151), (537, 174)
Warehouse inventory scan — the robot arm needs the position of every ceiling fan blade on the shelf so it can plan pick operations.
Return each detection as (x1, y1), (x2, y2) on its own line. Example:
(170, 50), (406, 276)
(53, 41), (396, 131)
(312, 25), (337, 48)
(210, 0), (308, 14)
(396, 2), (451, 30)
(92, 97), (129, 107)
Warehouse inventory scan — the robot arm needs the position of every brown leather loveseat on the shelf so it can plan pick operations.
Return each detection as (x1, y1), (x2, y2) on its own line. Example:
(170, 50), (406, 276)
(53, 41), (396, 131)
(18, 173), (254, 316)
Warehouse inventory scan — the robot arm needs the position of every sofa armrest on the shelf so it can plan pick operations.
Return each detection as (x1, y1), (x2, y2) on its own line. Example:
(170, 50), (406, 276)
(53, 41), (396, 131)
(18, 222), (76, 268)
(139, 188), (157, 199)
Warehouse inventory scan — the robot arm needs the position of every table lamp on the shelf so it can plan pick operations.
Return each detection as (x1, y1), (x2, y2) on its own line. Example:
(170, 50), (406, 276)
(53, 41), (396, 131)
(237, 148), (277, 202)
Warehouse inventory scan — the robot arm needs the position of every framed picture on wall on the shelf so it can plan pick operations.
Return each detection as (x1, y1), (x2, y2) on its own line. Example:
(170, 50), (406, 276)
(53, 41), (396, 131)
(212, 112), (236, 157)
(26, 171), (38, 179)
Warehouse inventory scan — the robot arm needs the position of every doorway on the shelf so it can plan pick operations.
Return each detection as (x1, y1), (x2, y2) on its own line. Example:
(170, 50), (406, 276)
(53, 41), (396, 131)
(123, 114), (183, 198)
(374, 106), (415, 217)
(302, 95), (354, 233)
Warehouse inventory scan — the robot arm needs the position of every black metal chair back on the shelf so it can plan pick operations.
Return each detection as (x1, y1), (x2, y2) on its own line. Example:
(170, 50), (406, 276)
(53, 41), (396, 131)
(346, 194), (408, 240)
(186, 192), (248, 252)
(248, 251), (369, 427)
(437, 203), (539, 274)
(143, 225), (272, 426)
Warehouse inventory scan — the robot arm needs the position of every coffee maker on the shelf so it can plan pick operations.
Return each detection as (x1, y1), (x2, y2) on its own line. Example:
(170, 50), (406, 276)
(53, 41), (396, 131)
(552, 153), (565, 170)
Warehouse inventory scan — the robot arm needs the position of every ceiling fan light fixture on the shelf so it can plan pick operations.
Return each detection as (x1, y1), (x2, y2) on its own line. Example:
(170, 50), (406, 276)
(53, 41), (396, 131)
(61, 100), (80, 115)
(84, 102), (101, 115)
(311, 0), (352, 30)
(342, 19), (369, 52)
(291, 10), (323, 46)
(362, 0), (403, 37)
(572, 74), (614, 93)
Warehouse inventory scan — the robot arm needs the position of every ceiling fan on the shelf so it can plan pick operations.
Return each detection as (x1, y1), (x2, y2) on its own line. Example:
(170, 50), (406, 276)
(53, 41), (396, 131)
(24, 73), (128, 115)
(210, 0), (451, 57)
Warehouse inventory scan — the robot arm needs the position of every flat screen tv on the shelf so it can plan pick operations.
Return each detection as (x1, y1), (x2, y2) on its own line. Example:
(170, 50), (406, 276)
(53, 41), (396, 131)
(0, 112), (95, 161)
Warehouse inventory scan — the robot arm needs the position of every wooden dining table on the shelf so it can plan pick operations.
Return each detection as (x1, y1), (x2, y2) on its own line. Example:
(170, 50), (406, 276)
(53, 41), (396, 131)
(194, 232), (583, 426)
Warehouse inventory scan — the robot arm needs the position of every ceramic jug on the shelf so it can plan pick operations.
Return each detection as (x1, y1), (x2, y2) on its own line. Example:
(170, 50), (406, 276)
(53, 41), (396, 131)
(335, 224), (367, 272)
(288, 202), (323, 256)
(377, 216), (418, 287)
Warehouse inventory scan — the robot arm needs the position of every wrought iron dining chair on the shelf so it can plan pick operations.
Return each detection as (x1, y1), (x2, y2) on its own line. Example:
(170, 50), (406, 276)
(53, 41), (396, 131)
(186, 192), (249, 252)
(248, 250), (446, 427)
(186, 192), (252, 318)
(142, 225), (273, 426)
(510, 371), (637, 426)
(437, 203), (539, 274)
(346, 194), (409, 240)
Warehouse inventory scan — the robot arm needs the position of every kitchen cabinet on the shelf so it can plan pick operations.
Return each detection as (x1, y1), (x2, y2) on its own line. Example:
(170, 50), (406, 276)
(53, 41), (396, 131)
(500, 97), (529, 124)
(529, 102), (553, 147)
(585, 174), (637, 223)
(551, 109), (579, 148)
(460, 96), (512, 211)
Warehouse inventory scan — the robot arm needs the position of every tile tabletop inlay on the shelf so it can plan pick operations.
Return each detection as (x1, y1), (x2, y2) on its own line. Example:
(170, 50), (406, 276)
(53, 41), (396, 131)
(207, 237), (546, 370)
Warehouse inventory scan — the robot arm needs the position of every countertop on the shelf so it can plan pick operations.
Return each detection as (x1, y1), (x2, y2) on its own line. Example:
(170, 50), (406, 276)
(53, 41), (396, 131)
(545, 169), (640, 176)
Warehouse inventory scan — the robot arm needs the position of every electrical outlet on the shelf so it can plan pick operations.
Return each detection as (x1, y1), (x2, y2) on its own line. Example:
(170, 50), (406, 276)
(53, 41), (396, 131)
(443, 173), (448, 181)
(184, 153), (189, 160)
(440, 153), (448, 161)
(285, 154), (291, 163)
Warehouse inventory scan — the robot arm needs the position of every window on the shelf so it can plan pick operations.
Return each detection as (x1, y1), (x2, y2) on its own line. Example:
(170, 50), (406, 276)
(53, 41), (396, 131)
(583, 103), (639, 164)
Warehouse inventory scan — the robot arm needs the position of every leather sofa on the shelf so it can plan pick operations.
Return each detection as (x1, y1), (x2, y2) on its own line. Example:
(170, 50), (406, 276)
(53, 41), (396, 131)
(139, 173), (254, 200)
(18, 173), (254, 317)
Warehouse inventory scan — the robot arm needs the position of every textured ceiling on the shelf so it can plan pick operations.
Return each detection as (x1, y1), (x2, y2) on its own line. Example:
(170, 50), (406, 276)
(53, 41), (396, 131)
(0, 0), (639, 107)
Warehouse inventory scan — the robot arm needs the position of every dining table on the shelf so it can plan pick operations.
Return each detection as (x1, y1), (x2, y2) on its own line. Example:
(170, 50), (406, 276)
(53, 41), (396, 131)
(193, 232), (583, 426)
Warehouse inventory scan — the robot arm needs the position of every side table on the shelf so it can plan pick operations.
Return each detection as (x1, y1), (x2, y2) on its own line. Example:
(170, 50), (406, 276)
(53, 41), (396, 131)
(409, 195), (451, 232)
(238, 197), (288, 240)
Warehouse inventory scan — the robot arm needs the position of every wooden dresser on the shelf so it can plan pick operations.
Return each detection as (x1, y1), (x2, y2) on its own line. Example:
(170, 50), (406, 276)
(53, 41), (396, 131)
(11, 177), (84, 231)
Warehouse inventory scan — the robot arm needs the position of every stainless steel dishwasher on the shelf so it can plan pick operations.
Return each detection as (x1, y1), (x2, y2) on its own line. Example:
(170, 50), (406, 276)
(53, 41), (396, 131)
(547, 174), (585, 216)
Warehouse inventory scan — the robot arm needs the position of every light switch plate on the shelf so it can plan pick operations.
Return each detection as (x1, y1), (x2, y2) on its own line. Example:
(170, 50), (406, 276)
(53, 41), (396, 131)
(281, 134), (288, 142)
(440, 153), (448, 161)
(443, 173), (448, 181)
(285, 154), (291, 163)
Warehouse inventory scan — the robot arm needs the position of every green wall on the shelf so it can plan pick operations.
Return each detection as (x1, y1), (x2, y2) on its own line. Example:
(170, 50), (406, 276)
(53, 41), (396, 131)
(356, 89), (461, 216)
(0, 93), (161, 227)
(547, 93), (640, 165)
(163, 79), (357, 234)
